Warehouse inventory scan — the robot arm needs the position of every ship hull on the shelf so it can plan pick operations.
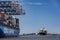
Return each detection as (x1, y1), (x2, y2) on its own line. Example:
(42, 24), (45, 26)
(0, 25), (19, 37)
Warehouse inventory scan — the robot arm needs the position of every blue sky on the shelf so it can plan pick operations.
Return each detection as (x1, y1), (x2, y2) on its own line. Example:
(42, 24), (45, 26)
(18, 0), (60, 34)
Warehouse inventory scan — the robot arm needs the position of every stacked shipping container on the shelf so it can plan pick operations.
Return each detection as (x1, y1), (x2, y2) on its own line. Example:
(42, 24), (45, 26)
(0, 12), (19, 29)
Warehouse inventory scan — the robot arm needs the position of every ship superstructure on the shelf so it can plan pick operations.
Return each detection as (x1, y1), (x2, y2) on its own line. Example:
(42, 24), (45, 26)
(0, 0), (25, 37)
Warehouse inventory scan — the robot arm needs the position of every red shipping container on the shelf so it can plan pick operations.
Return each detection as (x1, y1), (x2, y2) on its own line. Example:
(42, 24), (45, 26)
(0, 12), (5, 19)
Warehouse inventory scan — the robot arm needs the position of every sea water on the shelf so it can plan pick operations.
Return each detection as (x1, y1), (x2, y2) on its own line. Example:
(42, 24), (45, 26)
(0, 34), (60, 40)
(20, 34), (60, 40)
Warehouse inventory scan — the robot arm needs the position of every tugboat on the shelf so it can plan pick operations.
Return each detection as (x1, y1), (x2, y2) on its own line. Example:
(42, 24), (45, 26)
(38, 28), (47, 35)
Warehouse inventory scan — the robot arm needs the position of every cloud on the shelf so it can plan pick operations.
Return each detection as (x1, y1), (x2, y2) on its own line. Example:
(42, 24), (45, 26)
(25, 2), (43, 5)
(20, 2), (47, 6)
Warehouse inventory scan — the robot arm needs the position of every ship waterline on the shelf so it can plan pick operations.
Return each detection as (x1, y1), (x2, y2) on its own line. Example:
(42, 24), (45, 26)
(0, 25), (19, 36)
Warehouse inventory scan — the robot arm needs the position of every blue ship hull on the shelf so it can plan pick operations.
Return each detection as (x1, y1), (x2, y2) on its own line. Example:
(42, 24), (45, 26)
(0, 25), (19, 37)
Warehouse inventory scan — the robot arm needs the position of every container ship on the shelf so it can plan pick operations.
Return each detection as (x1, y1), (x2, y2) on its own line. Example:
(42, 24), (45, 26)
(0, 0), (25, 37)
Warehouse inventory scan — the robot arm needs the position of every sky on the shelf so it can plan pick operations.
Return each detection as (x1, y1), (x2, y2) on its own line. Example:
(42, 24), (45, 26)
(1, 0), (60, 34)
(19, 0), (60, 34)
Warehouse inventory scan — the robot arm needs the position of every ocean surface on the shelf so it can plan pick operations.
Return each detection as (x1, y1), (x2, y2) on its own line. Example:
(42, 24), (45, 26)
(0, 34), (60, 40)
